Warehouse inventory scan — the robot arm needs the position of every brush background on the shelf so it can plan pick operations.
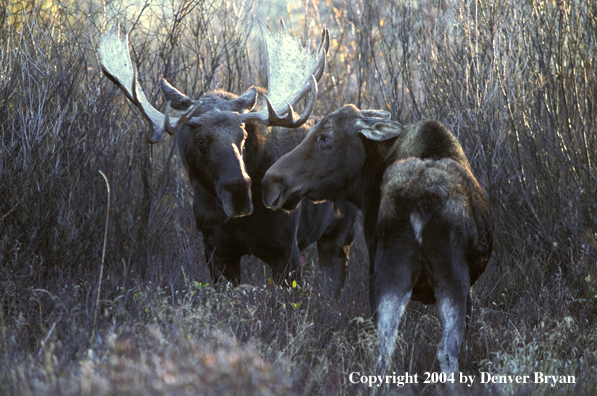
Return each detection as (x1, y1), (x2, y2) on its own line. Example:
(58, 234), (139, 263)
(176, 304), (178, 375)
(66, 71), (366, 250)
(1, 0), (596, 394)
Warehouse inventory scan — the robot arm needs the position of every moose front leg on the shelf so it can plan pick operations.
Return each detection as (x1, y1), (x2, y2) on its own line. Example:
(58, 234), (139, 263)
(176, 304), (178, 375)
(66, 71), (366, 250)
(208, 253), (241, 285)
(316, 219), (355, 301)
(255, 244), (302, 286)
(204, 237), (243, 285)
(273, 243), (302, 286)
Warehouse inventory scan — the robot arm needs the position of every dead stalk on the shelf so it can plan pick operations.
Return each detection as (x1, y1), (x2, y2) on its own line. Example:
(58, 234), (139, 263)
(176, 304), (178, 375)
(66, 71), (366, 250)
(91, 170), (111, 343)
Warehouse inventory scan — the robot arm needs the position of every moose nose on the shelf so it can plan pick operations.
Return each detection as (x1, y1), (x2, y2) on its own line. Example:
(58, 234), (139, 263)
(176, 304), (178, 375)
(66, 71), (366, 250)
(217, 176), (253, 217)
(263, 184), (283, 210)
(262, 172), (285, 210)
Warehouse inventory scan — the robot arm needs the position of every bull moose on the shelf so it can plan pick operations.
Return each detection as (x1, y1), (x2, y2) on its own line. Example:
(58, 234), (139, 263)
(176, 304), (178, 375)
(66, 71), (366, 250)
(262, 105), (493, 374)
(97, 22), (358, 299)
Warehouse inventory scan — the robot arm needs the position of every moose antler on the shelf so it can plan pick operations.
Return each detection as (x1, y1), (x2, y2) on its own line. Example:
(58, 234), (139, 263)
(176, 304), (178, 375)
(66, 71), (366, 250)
(98, 21), (328, 140)
(239, 20), (330, 128)
(97, 24), (200, 143)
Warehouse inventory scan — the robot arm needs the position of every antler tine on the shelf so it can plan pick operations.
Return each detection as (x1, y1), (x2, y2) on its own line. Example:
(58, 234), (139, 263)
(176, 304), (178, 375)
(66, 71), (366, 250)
(286, 75), (317, 127)
(264, 96), (297, 124)
(98, 24), (190, 143)
(164, 100), (202, 135)
(313, 29), (330, 82)
(242, 75), (317, 128)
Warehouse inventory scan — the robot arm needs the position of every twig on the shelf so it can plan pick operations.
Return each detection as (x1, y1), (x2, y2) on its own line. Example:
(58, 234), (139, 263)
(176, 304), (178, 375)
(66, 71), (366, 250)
(91, 170), (110, 343)
(0, 198), (24, 222)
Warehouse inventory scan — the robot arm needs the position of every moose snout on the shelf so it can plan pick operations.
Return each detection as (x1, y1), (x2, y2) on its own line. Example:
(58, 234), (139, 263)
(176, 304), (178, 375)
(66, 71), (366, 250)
(263, 167), (305, 211)
(217, 176), (253, 217)
(262, 174), (285, 210)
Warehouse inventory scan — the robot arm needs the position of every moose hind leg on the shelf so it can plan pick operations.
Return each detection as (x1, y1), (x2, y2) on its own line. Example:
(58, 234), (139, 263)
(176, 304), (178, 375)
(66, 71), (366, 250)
(376, 289), (412, 374)
(421, 221), (470, 374)
(373, 223), (421, 374)
(436, 293), (468, 374)
(433, 260), (469, 374)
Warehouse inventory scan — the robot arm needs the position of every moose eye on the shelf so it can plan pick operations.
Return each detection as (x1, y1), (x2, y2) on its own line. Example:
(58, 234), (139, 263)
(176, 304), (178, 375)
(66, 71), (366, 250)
(196, 137), (205, 146)
(319, 134), (329, 143)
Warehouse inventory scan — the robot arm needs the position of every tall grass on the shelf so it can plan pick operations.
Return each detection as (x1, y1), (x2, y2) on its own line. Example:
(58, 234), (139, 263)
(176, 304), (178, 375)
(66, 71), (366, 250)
(1, 0), (596, 395)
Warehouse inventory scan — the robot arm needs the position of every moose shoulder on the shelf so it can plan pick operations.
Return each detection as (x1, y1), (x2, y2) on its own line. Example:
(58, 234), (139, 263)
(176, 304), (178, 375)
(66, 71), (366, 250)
(98, 22), (358, 299)
(262, 104), (493, 374)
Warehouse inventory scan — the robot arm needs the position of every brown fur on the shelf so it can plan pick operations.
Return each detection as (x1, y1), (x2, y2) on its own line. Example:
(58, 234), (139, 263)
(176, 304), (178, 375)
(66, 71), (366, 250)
(167, 87), (358, 300)
(262, 104), (493, 374)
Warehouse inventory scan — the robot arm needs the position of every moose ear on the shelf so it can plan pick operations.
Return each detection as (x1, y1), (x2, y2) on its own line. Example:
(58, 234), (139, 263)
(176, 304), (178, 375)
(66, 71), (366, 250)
(357, 118), (404, 141)
(160, 79), (195, 111)
(233, 87), (259, 113)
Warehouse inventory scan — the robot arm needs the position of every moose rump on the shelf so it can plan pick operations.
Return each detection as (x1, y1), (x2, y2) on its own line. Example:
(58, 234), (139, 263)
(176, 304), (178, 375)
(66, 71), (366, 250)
(373, 157), (490, 374)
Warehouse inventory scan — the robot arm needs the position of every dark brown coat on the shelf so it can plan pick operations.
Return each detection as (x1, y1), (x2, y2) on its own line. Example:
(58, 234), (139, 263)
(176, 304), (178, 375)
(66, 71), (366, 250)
(97, 23), (357, 299)
(262, 104), (493, 373)
(168, 88), (358, 299)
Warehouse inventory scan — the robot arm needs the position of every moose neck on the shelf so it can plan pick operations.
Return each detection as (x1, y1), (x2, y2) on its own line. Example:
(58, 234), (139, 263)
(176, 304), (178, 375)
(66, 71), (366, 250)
(350, 135), (399, 242)
(350, 120), (475, 243)
(243, 121), (267, 176)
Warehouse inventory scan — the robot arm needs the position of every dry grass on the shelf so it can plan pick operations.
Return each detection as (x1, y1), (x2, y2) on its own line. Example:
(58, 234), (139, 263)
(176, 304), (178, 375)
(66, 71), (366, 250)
(1, 0), (596, 395)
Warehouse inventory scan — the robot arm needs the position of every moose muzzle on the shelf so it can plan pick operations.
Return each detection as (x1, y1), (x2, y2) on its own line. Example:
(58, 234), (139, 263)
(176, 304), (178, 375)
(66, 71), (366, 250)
(262, 170), (304, 211)
(217, 175), (253, 217)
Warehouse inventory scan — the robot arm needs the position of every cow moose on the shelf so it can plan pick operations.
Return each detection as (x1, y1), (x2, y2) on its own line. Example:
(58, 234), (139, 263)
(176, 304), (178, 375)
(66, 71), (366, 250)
(97, 22), (358, 299)
(262, 105), (493, 374)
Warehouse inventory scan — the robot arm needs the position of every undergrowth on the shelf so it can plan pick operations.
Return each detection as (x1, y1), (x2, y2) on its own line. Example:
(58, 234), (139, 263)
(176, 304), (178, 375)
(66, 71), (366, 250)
(1, 0), (596, 395)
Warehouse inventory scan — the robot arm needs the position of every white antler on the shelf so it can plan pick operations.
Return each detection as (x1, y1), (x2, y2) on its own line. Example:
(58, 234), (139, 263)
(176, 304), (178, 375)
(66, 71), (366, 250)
(240, 20), (329, 127)
(98, 21), (329, 137)
(97, 24), (199, 143)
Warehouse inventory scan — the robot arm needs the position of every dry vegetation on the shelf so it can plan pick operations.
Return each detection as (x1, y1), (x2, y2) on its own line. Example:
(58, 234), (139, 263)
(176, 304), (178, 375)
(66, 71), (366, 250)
(1, 0), (596, 395)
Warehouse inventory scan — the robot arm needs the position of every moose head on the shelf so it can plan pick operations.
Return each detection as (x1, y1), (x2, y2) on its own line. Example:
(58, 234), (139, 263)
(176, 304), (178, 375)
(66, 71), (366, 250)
(98, 21), (329, 218)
